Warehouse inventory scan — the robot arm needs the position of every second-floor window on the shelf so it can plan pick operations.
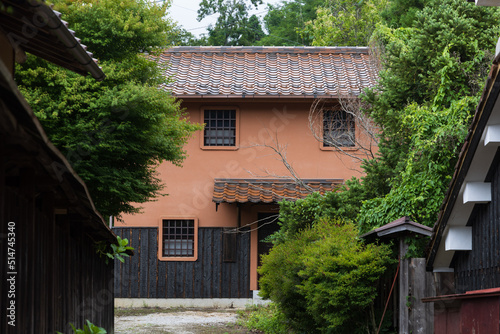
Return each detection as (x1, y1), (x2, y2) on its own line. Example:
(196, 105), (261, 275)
(323, 109), (355, 147)
(204, 109), (236, 146)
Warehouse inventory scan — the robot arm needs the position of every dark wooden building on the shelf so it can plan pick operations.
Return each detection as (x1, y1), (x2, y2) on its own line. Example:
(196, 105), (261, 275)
(0, 1), (116, 333)
(113, 226), (251, 300)
(425, 51), (500, 332)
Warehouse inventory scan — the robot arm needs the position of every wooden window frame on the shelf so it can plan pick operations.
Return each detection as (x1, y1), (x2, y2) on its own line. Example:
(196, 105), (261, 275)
(200, 107), (239, 150)
(321, 108), (356, 150)
(158, 217), (198, 261)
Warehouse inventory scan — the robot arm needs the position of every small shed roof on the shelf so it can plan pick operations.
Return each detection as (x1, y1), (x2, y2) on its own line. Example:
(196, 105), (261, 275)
(157, 46), (378, 99)
(361, 216), (433, 241)
(212, 178), (343, 204)
(0, 0), (104, 80)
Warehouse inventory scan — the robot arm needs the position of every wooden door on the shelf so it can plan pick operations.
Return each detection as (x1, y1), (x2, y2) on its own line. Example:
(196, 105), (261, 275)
(257, 212), (280, 287)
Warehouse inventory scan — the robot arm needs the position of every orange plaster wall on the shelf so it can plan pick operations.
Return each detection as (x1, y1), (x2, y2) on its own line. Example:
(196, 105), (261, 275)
(118, 98), (367, 228)
(118, 98), (372, 291)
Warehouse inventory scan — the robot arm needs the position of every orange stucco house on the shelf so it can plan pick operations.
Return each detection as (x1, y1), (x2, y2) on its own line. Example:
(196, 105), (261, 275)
(113, 46), (378, 305)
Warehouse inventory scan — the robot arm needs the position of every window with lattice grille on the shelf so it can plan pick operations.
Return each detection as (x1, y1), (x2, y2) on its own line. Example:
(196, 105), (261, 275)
(162, 219), (195, 257)
(204, 109), (236, 146)
(323, 109), (355, 147)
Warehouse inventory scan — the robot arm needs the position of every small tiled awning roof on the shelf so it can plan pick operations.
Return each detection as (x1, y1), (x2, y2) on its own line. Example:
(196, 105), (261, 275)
(212, 178), (343, 204)
(158, 46), (378, 98)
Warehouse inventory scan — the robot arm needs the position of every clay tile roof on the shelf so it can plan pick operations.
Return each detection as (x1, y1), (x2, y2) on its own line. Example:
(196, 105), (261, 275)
(213, 178), (343, 204)
(0, 0), (104, 80)
(157, 46), (378, 98)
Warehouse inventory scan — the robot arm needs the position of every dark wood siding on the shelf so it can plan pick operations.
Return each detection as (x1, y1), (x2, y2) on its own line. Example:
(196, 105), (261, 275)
(0, 185), (114, 334)
(113, 227), (251, 298)
(453, 153), (500, 293)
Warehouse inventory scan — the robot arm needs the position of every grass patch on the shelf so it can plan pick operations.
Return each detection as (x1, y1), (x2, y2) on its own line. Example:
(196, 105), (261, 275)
(238, 303), (292, 334)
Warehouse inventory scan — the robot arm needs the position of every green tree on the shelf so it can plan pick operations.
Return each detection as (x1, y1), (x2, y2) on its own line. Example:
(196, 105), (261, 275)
(360, 0), (500, 212)
(168, 26), (202, 46)
(240, 14), (266, 45)
(380, 0), (427, 28)
(257, 0), (324, 46)
(259, 219), (393, 333)
(306, 0), (388, 46)
(16, 0), (201, 218)
(54, 0), (174, 61)
(269, 0), (500, 257)
(359, 95), (475, 234)
(197, 0), (263, 45)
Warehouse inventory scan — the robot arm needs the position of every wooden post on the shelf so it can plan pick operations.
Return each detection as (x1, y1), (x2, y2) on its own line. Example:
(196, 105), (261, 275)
(399, 249), (435, 333)
(408, 258), (434, 334)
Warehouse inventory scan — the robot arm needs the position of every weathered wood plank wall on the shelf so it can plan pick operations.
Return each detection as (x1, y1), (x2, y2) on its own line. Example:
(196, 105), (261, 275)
(0, 183), (114, 334)
(113, 227), (251, 299)
(454, 151), (500, 293)
(407, 258), (434, 334)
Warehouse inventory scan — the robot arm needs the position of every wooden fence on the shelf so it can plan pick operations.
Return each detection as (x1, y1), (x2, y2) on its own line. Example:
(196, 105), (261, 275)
(113, 227), (251, 299)
(0, 180), (114, 334)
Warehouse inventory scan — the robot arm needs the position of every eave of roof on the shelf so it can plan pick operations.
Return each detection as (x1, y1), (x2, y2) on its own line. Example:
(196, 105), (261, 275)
(0, 0), (105, 80)
(158, 46), (378, 99)
(0, 59), (115, 244)
(426, 52), (500, 271)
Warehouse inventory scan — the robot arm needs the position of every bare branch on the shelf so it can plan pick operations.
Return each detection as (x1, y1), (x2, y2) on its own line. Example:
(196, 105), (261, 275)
(223, 213), (280, 234)
(246, 128), (315, 193)
(309, 97), (378, 167)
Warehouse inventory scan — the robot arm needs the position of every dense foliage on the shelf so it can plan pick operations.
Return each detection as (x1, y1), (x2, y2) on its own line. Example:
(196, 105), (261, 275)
(272, 178), (366, 244)
(271, 0), (500, 239)
(253, 0), (500, 331)
(257, 0), (323, 46)
(54, 0), (175, 60)
(197, 0), (264, 45)
(259, 220), (393, 333)
(16, 0), (201, 218)
(306, 0), (388, 46)
(358, 0), (500, 232)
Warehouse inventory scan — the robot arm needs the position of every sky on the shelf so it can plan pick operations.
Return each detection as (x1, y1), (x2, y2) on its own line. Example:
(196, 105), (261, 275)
(167, 0), (282, 37)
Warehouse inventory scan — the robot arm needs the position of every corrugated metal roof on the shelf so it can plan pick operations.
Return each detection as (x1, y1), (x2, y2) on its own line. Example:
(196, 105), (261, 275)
(0, 0), (104, 80)
(212, 178), (343, 204)
(157, 46), (378, 98)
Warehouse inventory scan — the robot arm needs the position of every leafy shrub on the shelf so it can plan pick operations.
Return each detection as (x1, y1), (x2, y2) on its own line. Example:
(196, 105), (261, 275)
(95, 235), (134, 264)
(242, 303), (292, 334)
(56, 320), (106, 334)
(274, 179), (368, 245)
(259, 219), (393, 333)
(258, 227), (316, 330)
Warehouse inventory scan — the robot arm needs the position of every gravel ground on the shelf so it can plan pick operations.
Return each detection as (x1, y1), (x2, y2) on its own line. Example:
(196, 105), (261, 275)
(115, 309), (254, 334)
